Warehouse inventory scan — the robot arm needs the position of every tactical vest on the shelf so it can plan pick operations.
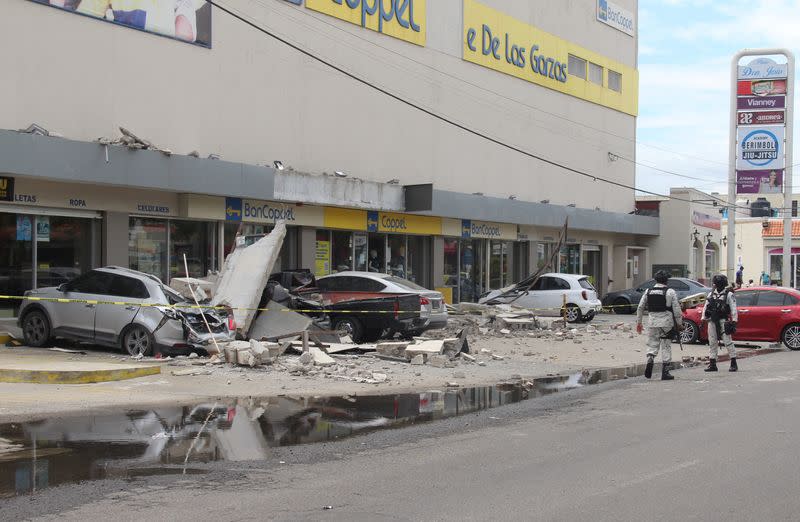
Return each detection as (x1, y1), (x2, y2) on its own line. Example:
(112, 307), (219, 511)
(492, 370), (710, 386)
(705, 289), (732, 320)
(646, 287), (668, 313)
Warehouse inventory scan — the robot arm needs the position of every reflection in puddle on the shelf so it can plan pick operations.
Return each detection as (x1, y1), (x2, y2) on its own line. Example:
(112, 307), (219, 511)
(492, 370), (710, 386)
(0, 369), (627, 498)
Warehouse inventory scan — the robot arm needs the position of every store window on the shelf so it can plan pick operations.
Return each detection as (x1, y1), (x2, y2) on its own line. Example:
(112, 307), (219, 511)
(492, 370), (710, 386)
(537, 242), (556, 271)
(170, 220), (214, 280)
(406, 235), (427, 285)
(559, 244), (581, 274)
(353, 233), (368, 272)
(332, 231), (353, 272)
(387, 235), (407, 279)
(568, 54), (586, 79)
(36, 216), (93, 289)
(588, 62), (603, 86)
(443, 238), (459, 303)
(315, 230), (332, 277)
(0, 213), (34, 317)
(368, 233), (386, 273)
(129, 218), (168, 282)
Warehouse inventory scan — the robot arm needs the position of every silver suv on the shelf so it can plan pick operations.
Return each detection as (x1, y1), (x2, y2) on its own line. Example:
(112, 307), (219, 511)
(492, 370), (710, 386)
(18, 267), (234, 356)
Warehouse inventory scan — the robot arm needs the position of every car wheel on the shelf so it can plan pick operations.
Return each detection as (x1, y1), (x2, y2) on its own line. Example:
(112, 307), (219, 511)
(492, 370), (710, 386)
(121, 324), (155, 357)
(563, 304), (582, 323)
(680, 320), (699, 344)
(613, 298), (632, 315)
(22, 310), (52, 347)
(781, 323), (800, 351)
(363, 327), (384, 343)
(332, 317), (364, 344)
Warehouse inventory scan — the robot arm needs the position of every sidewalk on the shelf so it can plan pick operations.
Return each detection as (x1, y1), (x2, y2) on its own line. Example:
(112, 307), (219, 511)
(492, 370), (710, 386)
(0, 314), (776, 422)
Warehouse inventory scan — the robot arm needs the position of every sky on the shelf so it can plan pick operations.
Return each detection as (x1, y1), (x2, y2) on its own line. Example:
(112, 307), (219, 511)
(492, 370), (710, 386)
(635, 0), (800, 197)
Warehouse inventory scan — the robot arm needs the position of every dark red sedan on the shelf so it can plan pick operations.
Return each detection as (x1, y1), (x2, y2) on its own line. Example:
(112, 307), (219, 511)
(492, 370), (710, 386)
(681, 286), (800, 350)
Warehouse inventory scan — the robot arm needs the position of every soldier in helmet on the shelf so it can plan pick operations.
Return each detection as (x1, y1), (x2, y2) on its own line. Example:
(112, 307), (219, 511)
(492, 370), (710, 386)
(702, 274), (738, 372)
(636, 270), (683, 380)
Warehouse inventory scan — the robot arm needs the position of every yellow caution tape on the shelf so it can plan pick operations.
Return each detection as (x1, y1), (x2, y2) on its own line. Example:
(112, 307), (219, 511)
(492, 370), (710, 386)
(0, 293), (638, 314)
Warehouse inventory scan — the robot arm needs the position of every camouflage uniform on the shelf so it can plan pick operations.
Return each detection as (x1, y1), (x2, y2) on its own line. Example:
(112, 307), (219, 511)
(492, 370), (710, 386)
(636, 284), (683, 363)
(703, 289), (738, 359)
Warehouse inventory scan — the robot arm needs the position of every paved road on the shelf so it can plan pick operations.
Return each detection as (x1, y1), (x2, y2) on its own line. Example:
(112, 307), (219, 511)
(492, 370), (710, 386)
(5, 350), (800, 521)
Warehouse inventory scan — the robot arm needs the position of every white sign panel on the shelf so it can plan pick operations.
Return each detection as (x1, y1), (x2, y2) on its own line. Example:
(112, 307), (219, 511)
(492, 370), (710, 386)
(738, 57), (788, 80)
(597, 0), (635, 36)
(736, 125), (785, 171)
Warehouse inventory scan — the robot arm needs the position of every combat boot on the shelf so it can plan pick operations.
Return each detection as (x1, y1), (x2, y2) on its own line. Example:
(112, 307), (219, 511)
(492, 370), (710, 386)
(729, 358), (738, 372)
(661, 363), (674, 381)
(644, 355), (654, 379)
(705, 359), (718, 372)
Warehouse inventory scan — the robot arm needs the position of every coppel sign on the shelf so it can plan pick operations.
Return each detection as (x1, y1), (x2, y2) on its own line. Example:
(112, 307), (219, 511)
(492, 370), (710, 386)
(305, 0), (426, 46)
(736, 126), (785, 171)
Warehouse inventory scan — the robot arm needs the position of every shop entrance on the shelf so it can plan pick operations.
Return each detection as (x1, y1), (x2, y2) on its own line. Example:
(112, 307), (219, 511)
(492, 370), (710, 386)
(0, 212), (98, 317)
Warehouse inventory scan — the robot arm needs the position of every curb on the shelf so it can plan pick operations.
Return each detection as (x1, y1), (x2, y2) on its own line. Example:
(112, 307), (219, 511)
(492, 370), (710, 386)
(0, 365), (161, 384)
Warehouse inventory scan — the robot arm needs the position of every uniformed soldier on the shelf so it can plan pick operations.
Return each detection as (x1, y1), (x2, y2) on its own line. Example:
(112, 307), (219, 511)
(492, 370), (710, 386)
(702, 274), (739, 372)
(636, 270), (683, 380)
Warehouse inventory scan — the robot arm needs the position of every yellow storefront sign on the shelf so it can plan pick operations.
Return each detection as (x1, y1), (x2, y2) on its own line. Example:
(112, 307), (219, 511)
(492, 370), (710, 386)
(324, 207), (368, 230)
(462, 0), (638, 116)
(306, 0), (426, 47)
(370, 211), (441, 235)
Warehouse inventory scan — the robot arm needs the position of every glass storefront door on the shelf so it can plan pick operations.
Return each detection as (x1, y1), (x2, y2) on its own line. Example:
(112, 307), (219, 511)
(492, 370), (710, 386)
(0, 214), (34, 317)
(489, 240), (509, 289)
(129, 218), (169, 282)
(581, 246), (602, 289)
(460, 239), (485, 303)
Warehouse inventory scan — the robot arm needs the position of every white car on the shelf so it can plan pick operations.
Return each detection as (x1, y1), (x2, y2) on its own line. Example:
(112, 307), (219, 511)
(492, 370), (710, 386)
(478, 273), (602, 323)
(316, 271), (448, 333)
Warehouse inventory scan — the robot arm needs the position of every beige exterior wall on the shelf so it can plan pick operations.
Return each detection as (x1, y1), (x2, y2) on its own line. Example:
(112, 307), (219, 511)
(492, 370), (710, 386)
(1, 0), (637, 213)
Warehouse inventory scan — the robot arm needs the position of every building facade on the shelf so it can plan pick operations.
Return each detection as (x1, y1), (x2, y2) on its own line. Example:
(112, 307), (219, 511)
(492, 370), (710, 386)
(0, 0), (656, 316)
(636, 188), (724, 285)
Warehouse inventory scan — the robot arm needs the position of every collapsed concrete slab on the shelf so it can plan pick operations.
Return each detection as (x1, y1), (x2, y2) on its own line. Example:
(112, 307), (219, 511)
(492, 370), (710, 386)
(309, 347), (335, 367)
(248, 299), (312, 341)
(211, 222), (286, 336)
(405, 340), (444, 359)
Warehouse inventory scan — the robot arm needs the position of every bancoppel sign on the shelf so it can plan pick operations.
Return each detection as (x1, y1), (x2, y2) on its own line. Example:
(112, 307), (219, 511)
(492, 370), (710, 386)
(736, 125), (785, 171)
(738, 57), (788, 80)
(597, 0), (635, 36)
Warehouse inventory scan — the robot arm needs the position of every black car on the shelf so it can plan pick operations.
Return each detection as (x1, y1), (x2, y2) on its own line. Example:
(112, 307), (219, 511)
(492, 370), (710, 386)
(602, 278), (710, 314)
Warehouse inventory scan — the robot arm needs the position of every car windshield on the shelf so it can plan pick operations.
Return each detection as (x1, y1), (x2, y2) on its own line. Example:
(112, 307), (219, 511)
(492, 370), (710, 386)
(578, 278), (595, 291)
(383, 276), (427, 291)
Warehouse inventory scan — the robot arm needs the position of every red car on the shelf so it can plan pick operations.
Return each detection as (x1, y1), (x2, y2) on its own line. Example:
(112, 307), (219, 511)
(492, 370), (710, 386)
(681, 286), (800, 350)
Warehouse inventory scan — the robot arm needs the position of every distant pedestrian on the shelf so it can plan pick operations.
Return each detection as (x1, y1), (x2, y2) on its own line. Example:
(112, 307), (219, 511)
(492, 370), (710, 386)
(703, 274), (738, 372)
(761, 271), (771, 286)
(735, 266), (744, 288)
(636, 270), (683, 381)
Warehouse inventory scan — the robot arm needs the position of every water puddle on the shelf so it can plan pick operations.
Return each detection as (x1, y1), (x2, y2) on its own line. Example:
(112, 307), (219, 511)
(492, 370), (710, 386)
(0, 355), (776, 499)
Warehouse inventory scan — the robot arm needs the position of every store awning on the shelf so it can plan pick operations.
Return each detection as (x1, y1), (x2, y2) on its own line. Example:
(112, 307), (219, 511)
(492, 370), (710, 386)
(768, 247), (800, 255)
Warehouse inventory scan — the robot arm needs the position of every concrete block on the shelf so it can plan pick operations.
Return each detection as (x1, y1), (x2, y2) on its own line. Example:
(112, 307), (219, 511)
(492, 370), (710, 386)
(310, 347), (336, 367)
(429, 355), (449, 368)
(405, 340), (444, 358)
(410, 355), (425, 365)
(376, 342), (410, 358)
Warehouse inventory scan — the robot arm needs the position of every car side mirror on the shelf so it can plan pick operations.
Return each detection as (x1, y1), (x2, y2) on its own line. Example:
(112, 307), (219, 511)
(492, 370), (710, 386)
(57, 283), (68, 292)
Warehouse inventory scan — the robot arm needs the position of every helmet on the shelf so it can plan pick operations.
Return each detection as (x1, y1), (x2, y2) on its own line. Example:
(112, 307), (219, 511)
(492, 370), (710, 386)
(654, 270), (670, 284)
(712, 274), (728, 291)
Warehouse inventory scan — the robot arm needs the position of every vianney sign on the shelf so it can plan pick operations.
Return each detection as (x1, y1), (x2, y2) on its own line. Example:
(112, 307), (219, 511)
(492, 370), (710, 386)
(462, 0), (638, 116)
(306, 0), (426, 47)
